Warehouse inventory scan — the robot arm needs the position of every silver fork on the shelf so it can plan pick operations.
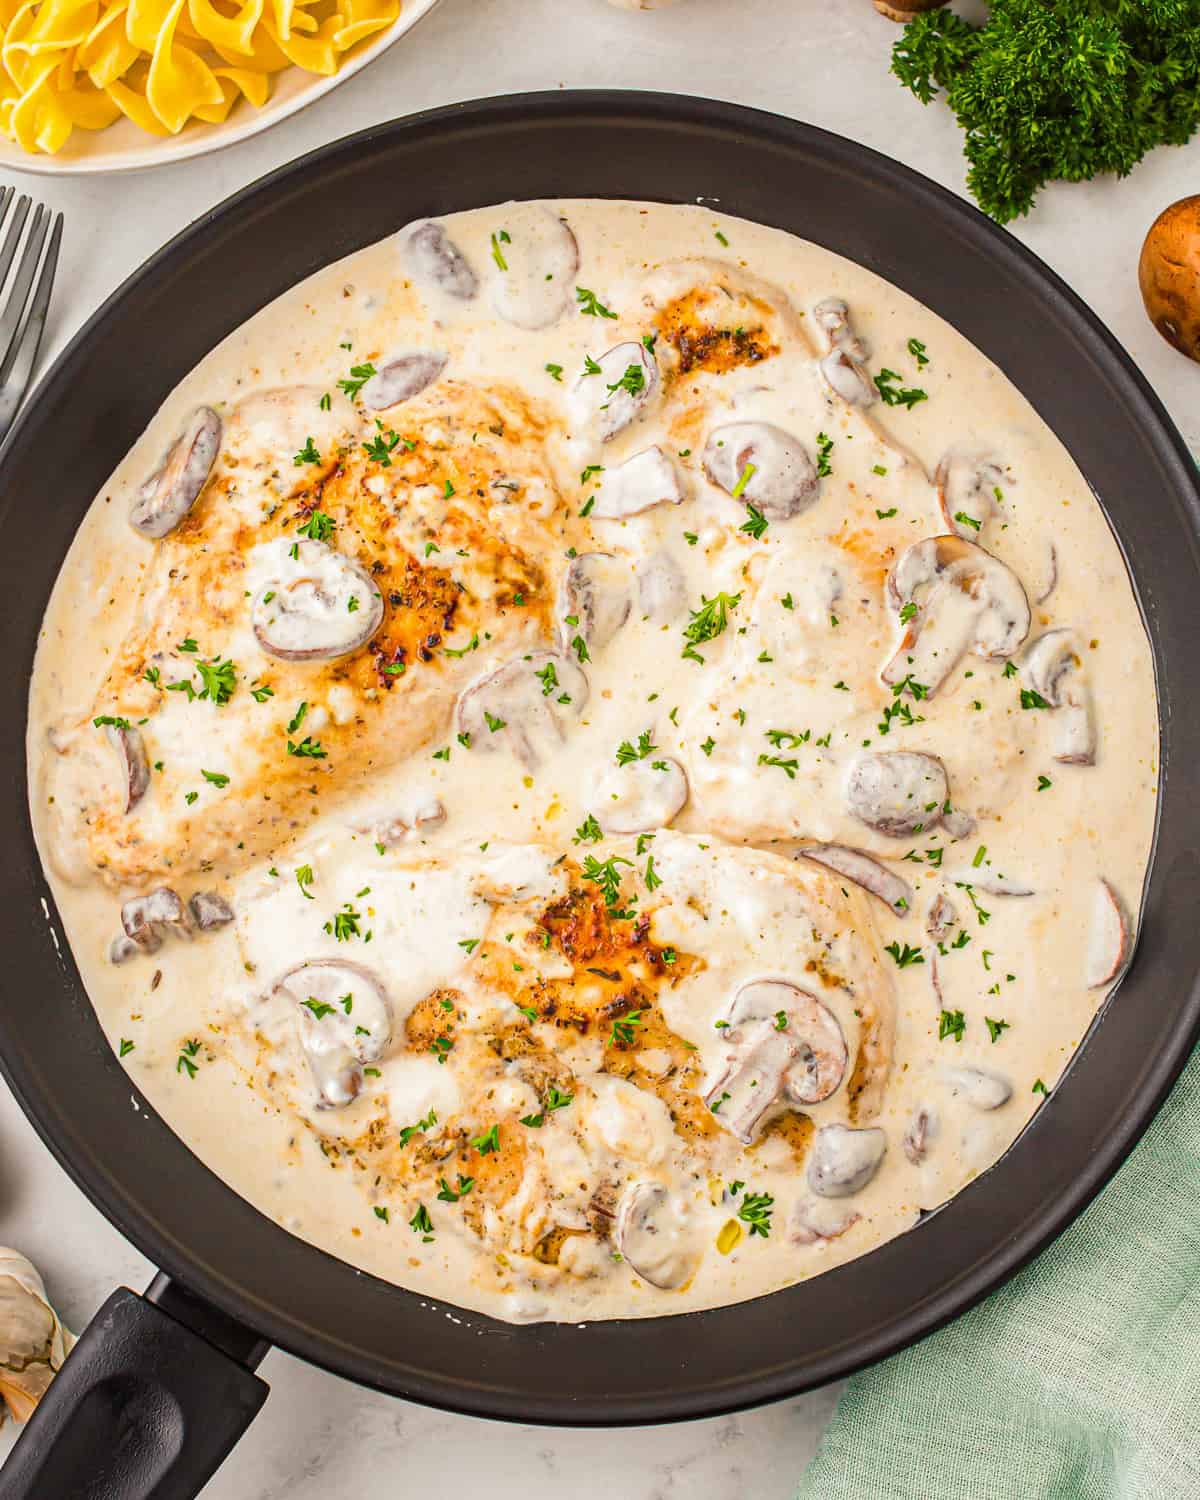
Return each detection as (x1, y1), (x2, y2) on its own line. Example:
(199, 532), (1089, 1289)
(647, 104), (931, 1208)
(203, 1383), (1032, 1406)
(0, 188), (62, 446)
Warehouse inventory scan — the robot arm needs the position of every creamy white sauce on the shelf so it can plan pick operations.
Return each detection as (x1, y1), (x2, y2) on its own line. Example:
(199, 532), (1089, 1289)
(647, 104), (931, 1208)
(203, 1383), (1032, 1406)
(27, 200), (1158, 1323)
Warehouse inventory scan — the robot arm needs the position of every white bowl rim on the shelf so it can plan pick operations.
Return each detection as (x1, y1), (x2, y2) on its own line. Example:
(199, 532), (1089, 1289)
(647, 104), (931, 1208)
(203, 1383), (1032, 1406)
(0, 0), (443, 176)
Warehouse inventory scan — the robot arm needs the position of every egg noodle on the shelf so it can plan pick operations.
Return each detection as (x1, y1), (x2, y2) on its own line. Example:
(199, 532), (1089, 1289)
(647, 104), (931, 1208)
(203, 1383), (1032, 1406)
(0, 0), (401, 154)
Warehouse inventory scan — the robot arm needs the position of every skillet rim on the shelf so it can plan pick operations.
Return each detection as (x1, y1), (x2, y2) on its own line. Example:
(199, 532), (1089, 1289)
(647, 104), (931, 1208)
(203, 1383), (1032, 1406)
(4, 90), (1200, 1426)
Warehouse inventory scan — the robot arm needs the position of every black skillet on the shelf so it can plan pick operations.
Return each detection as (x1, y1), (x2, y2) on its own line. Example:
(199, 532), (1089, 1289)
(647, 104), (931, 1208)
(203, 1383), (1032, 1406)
(2, 93), (1199, 1500)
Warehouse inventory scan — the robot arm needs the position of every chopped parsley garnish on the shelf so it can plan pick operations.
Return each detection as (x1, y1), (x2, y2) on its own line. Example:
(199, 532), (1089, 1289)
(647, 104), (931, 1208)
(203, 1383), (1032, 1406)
(954, 510), (981, 531)
(885, 941), (926, 968)
(681, 591), (741, 663)
(606, 363), (646, 399)
(573, 814), (603, 845)
(293, 436), (321, 466)
(730, 462), (757, 501)
(576, 286), (618, 319)
(907, 337), (930, 368)
(337, 362), (377, 401)
(938, 1008), (966, 1042)
(471, 1124), (500, 1155)
(119, 1039), (135, 1057)
(324, 904), (362, 942)
(302, 997), (335, 1019)
(608, 1010), (645, 1048)
(616, 730), (656, 766)
(739, 502), (769, 540)
(490, 229), (510, 269)
(757, 754), (799, 779)
(985, 1016), (1011, 1043)
(582, 853), (634, 916)
(93, 714), (132, 730)
(362, 424), (404, 466)
(1037, 774), (1053, 791)
(737, 1191), (774, 1238)
(438, 1174), (475, 1202)
(201, 769), (229, 788)
(816, 430), (833, 477)
(176, 1039), (201, 1078)
(287, 735), (326, 759)
(409, 1204), (434, 1238)
(297, 509), (334, 543)
(545, 363), (563, 381)
(874, 368), (928, 409)
(1020, 688), (1052, 710)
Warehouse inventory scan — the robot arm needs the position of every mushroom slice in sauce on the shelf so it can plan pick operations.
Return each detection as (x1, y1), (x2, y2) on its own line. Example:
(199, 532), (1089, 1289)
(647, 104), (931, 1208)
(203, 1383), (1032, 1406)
(814, 298), (875, 407)
(105, 724), (149, 812)
(129, 406), (221, 539)
(360, 351), (447, 411)
(591, 446), (683, 518)
(807, 1123), (887, 1199)
(349, 792), (446, 848)
(882, 535), (1030, 695)
(121, 887), (191, 952)
(942, 867), (1034, 897)
(614, 1181), (697, 1290)
(902, 1106), (934, 1165)
(1085, 878), (1132, 989)
(796, 843), (913, 916)
(399, 219), (478, 301)
(252, 540), (383, 663)
(189, 890), (234, 930)
(636, 551), (687, 622)
(274, 959), (392, 1110)
(594, 755), (688, 835)
(845, 751), (949, 838)
(489, 206), (579, 329)
(557, 553), (631, 654)
(705, 979), (847, 1144)
(944, 1067), (1013, 1110)
(456, 651), (588, 769)
(702, 421), (819, 520)
(1021, 628), (1097, 765)
(569, 342), (659, 443)
(936, 448), (1005, 538)
(925, 891), (958, 941)
(789, 1197), (861, 1246)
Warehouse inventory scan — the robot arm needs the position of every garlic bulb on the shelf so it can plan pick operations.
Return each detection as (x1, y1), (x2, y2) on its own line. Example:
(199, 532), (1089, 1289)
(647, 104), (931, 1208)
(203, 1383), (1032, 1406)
(0, 1248), (75, 1424)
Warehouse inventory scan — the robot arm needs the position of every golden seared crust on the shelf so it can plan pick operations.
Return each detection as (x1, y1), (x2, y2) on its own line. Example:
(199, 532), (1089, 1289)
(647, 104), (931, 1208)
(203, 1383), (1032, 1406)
(63, 381), (569, 886)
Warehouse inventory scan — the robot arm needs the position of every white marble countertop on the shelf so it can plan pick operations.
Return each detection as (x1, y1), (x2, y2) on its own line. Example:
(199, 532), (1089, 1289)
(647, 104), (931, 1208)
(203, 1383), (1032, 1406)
(2, 1), (1197, 1494)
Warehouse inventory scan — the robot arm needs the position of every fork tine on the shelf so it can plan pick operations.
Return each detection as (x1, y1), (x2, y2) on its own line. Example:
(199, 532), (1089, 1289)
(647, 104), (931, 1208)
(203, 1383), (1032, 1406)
(0, 204), (47, 378)
(0, 194), (30, 295)
(0, 208), (61, 445)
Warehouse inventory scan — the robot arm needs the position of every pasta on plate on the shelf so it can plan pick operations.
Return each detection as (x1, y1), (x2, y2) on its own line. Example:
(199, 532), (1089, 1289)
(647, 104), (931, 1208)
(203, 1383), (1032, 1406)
(0, 0), (401, 154)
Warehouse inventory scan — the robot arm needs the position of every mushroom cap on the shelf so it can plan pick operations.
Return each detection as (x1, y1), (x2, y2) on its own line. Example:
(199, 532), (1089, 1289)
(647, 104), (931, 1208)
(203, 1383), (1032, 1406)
(796, 843), (913, 916)
(557, 552), (631, 654)
(252, 540), (384, 663)
(1139, 195), (1200, 362)
(594, 754), (689, 835)
(568, 342), (659, 444)
(456, 650), (588, 769)
(360, 351), (447, 411)
(129, 406), (221, 540)
(489, 206), (579, 330)
(1022, 628), (1096, 765)
(399, 219), (478, 301)
(845, 750), (949, 838)
(807, 1123), (887, 1199)
(935, 447), (1004, 538)
(614, 1181), (697, 1289)
(702, 420), (819, 520)
(274, 958), (392, 1110)
(591, 446), (683, 518)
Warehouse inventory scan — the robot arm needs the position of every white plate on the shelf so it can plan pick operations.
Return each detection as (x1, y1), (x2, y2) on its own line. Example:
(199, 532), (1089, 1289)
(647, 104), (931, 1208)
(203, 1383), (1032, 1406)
(0, 0), (443, 176)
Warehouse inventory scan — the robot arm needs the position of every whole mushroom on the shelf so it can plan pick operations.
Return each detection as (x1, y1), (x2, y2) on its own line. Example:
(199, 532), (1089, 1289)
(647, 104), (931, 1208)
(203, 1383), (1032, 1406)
(1139, 195), (1200, 362)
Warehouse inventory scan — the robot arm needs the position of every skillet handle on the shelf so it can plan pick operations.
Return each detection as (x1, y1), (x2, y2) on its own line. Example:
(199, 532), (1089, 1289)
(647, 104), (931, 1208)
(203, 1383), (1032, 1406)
(0, 1279), (270, 1500)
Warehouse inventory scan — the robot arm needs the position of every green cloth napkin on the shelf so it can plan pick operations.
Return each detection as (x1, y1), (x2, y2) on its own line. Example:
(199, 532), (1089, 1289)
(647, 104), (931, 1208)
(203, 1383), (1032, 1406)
(798, 1045), (1200, 1500)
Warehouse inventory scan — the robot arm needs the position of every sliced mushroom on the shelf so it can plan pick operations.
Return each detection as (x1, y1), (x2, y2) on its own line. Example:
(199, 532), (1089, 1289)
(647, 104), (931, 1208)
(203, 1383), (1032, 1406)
(796, 844), (913, 915)
(109, 933), (152, 964)
(274, 959), (392, 1110)
(636, 551), (687, 622)
(883, 536), (1030, 695)
(941, 805), (977, 841)
(594, 755), (688, 835)
(400, 219), (478, 300)
(456, 650), (588, 769)
(569, 342), (659, 443)
(252, 540), (383, 663)
(591, 445), (683, 517)
(1035, 541), (1058, 605)
(189, 890), (234, 930)
(705, 979), (847, 1144)
(944, 1067), (1012, 1110)
(902, 1106), (934, 1164)
(789, 1197), (861, 1245)
(1022, 629), (1096, 765)
(814, 298), (875, 407)
(360, 351), (447, 411)
(351, 792), (446, 848)
(807, 1123), (887, 1199)
(936, 448), (1004, 538)
(490, 207), (579, 329)
(614, 1181), (697, 1290)
(943, 868), (1034, 897)
(129, 406), (221, 540)
(121, 888), (190, 952)
(925, 891), (958, 941)
(105, 724), (149, 813)
(557, 553), (631, 654)
(1085, 878), (1131, 989)
(845, 751), (949, 838)
(702, 421), (819, 520)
